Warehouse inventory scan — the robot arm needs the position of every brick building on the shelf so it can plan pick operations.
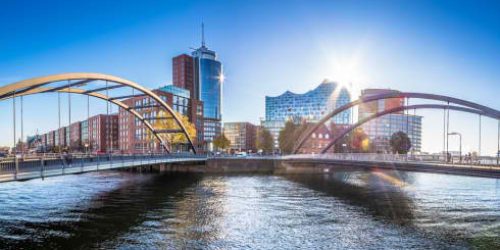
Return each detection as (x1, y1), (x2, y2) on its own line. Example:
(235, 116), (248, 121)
(173, 54), (195, 100)
(118, 87), (203, 153)
(88, 114), (119, 153)
(68, 122), (82, 150)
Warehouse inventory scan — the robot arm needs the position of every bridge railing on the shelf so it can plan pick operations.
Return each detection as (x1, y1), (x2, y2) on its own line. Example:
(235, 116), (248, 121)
(0, 152), (205, 180)
(284, 153), (500, 169)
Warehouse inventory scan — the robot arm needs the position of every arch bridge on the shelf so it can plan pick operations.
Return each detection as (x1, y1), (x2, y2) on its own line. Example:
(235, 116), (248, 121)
(293, 91), (500, 156)
(0, 73), (197, 154)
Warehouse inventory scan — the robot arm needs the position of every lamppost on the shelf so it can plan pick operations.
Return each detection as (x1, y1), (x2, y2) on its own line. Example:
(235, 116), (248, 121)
(448, 132), (462, 163)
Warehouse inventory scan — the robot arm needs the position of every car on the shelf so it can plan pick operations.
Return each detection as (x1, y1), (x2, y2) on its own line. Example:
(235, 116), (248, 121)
(235, 152), (247, 157)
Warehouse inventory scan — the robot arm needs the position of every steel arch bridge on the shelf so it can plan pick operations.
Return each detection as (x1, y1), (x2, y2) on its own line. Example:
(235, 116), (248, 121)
(292, 92), (500, 154)
(0, 73), (196, 154)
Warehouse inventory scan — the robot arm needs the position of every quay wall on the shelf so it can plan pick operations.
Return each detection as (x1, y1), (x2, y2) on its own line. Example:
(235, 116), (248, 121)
(162, 158), (500, 178)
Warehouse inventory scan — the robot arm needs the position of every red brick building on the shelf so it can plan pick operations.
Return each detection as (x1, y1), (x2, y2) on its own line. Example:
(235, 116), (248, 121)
(68, 122), (82, 150)
(88, 114), (119, 153)
(173, 54), (195, 100)
(297, 123), (334, 154)
(57, 127), (66, 147)
(118, 87), (204, 153)
(47, 131), (55, 147)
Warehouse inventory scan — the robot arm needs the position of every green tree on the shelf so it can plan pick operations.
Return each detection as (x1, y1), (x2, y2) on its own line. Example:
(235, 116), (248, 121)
(256, 128), (274, 153)
(390, 131), (412, 154)
(213, 133), (231, 151)
(278, 120), (304, 154)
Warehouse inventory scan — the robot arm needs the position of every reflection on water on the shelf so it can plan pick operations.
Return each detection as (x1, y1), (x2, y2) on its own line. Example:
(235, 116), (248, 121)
(0, 170), (498, 249)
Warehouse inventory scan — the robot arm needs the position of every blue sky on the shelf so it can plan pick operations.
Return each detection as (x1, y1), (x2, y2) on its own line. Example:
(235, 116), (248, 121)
(1, 0), (500, 154)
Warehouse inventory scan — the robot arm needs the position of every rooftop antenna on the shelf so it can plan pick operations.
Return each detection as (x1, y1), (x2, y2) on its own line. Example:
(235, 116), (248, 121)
(201, 22), (205, 47)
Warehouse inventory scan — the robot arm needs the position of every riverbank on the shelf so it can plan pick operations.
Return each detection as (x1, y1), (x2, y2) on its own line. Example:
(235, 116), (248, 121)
(161, 157), (500, 178)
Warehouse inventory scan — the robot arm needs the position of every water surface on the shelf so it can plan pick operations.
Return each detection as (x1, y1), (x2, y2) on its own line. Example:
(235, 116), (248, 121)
(0, 170), (498, 249)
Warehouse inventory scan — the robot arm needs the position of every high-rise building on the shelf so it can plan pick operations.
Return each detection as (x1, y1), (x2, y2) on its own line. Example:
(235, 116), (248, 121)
(358, 89), (422, 153)
(173, 24), (223, 152)
(264, 80), (351, 149)
(223, 122), (257, 152)
(173, 54), (195, 100)
(192, 28), (223, 149)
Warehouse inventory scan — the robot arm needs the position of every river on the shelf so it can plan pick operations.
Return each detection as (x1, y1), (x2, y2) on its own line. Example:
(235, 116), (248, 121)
(0, 169), (499, 249)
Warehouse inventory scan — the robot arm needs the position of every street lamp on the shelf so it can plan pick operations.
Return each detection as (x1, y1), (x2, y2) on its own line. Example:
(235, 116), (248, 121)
(448, 132), (462, 163)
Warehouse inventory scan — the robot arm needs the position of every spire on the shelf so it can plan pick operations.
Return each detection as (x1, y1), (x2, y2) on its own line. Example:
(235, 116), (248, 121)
(201, 22), (205, 47)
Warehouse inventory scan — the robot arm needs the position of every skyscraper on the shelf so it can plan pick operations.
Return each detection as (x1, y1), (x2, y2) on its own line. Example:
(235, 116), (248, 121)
(173, 24), (223, 151)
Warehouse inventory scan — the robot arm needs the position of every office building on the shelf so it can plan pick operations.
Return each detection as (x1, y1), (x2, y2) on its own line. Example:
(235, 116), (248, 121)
(173, 25), (223, 151)
(173, 54), (195, 100)
(223, 122), (257, 152)
(88, 114), (119, 153)
(118, 86), (203, 153)
(57, 127), (66, 147)
(68, 122), (82, 150)
(358, 89), (422, 153)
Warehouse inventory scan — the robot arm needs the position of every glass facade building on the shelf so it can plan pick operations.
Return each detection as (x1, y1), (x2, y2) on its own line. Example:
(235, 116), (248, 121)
(192, 44), (223, 143)
(158, 85), (190, 115)
(264, 81), (351, 149)
(361, 114), (422, 153)
(358, 89), (422, 153)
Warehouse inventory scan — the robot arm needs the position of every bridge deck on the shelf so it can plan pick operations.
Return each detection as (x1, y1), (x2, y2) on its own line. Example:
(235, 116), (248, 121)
(0, 154), (206, 183)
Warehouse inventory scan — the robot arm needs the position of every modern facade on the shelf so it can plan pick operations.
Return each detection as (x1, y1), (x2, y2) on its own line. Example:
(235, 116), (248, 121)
(192, 41), (223, 148)
(358, 89), (422, 153)
(223, 122), (257, 152)
(264, 80), (351, 149)
(173, 27), (223, 152)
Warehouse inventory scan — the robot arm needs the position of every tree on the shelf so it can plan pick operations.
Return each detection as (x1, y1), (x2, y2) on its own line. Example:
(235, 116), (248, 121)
(390, 131), (412, 154)
(331, 125), (372, 153)
(350, 127), (371, 153)
(256, 128), (274, 154)
(151, 110), (197, 146)
(278, 120), (304, 154)
(213, 133), (231, 151)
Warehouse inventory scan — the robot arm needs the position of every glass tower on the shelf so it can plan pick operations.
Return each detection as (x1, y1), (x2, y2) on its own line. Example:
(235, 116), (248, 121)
(192, 27), (223, 145)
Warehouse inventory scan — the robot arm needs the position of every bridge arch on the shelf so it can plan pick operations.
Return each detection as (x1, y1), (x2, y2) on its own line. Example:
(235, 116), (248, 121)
(320, 104), (500, 154)
(0, 73), (196, 153)
(2, 87), (170, 152)
(293, 92), (500, 154)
